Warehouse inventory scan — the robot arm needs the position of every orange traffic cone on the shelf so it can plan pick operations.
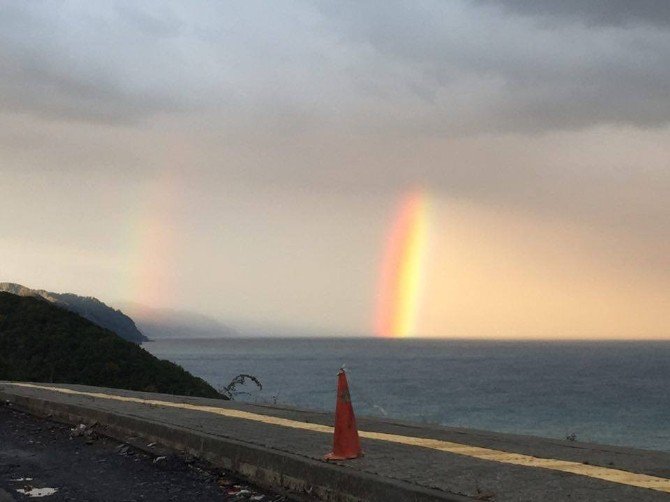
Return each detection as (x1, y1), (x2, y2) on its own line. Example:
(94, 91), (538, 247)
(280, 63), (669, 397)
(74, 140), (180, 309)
(324, 368), (363, 460)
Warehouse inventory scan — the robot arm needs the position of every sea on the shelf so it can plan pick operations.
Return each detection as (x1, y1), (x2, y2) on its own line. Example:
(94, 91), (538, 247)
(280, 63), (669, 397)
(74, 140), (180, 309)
(144, 338), (670, 452)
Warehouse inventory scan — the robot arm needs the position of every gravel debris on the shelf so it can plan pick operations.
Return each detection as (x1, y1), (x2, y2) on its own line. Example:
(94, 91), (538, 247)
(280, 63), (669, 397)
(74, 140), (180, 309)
(1, 403), (290, 501)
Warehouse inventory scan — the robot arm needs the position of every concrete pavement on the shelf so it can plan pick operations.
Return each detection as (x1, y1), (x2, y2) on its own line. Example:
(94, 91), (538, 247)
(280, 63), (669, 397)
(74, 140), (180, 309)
(1, 381), (669, 501)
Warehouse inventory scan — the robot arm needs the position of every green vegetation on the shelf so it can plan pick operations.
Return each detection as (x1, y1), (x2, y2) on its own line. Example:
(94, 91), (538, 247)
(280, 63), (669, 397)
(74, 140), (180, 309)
(0, 283), (148, 344)
(0, 292), (222, 399)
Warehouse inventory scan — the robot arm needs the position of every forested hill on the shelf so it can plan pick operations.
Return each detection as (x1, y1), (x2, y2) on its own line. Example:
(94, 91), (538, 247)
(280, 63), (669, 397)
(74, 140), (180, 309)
(0, 292), (222, 399)
(0, 282), (147, 344)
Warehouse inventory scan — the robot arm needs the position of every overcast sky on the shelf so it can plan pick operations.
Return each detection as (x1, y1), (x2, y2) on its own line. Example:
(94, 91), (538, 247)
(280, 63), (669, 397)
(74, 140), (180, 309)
(1, 1), (668, 337)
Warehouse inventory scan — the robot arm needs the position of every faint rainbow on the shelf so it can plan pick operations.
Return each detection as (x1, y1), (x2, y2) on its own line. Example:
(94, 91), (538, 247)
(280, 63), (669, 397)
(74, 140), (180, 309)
(375, 190), (431, 338)
(120, 134), (200, 309)
(122, 169), (182, 310)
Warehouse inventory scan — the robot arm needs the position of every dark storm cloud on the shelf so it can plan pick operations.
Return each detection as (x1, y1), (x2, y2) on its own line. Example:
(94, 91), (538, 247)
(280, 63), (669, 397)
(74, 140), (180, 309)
(473, 0), (670, 28)
(1, 1), (669, 132)
(318, 1), (670, 132)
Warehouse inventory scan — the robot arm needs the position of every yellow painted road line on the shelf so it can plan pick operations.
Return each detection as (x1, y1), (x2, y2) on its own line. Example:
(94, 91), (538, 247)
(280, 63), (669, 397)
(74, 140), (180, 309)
(7, 382), (670, 494)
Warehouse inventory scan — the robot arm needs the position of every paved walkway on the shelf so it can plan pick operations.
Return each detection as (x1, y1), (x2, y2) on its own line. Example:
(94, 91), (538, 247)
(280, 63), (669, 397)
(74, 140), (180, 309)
(1, 381), (669, 501)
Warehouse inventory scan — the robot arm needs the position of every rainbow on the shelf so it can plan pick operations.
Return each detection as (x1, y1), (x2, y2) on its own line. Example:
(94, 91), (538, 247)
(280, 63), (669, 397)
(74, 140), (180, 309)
(119, 137), (198, 309)
(375, 190), (430, 338)
(122, 168), (182, 309)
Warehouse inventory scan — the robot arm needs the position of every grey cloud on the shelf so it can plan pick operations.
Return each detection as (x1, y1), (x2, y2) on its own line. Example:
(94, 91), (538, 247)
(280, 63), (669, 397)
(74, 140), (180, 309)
(0, 2), (349, 125)
(0, 63), (182, 125)
(114, 3), (184, 38)
(1, 1), (670, 133)
(0, 2), (189, 124)
(318, 1), (670, 132)
(473, 0), (670, 28)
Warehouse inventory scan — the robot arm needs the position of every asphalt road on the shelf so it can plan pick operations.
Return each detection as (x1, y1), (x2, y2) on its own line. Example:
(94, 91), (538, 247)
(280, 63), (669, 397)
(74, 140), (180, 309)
(0, 402), (283, 501)
(3, 382), (670, 501)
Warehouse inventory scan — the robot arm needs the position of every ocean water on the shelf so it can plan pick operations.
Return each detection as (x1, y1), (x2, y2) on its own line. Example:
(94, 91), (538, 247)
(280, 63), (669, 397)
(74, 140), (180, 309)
(144, 338), (670, 452)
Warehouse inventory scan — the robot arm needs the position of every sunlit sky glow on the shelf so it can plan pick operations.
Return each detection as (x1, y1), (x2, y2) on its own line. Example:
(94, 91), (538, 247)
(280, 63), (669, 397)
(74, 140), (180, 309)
(1, 1), (668, 338)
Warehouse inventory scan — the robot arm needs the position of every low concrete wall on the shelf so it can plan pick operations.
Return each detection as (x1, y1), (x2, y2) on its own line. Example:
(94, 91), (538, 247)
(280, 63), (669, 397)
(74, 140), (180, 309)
(1, 391), (468, 502)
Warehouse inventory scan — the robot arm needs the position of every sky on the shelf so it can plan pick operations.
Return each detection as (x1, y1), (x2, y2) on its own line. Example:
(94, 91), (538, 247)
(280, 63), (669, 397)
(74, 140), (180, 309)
(1, 1), (668, 338)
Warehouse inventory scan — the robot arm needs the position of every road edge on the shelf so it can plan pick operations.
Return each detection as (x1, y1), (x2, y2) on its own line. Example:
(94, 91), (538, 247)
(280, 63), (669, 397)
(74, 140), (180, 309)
(0, 389), (471, 502)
